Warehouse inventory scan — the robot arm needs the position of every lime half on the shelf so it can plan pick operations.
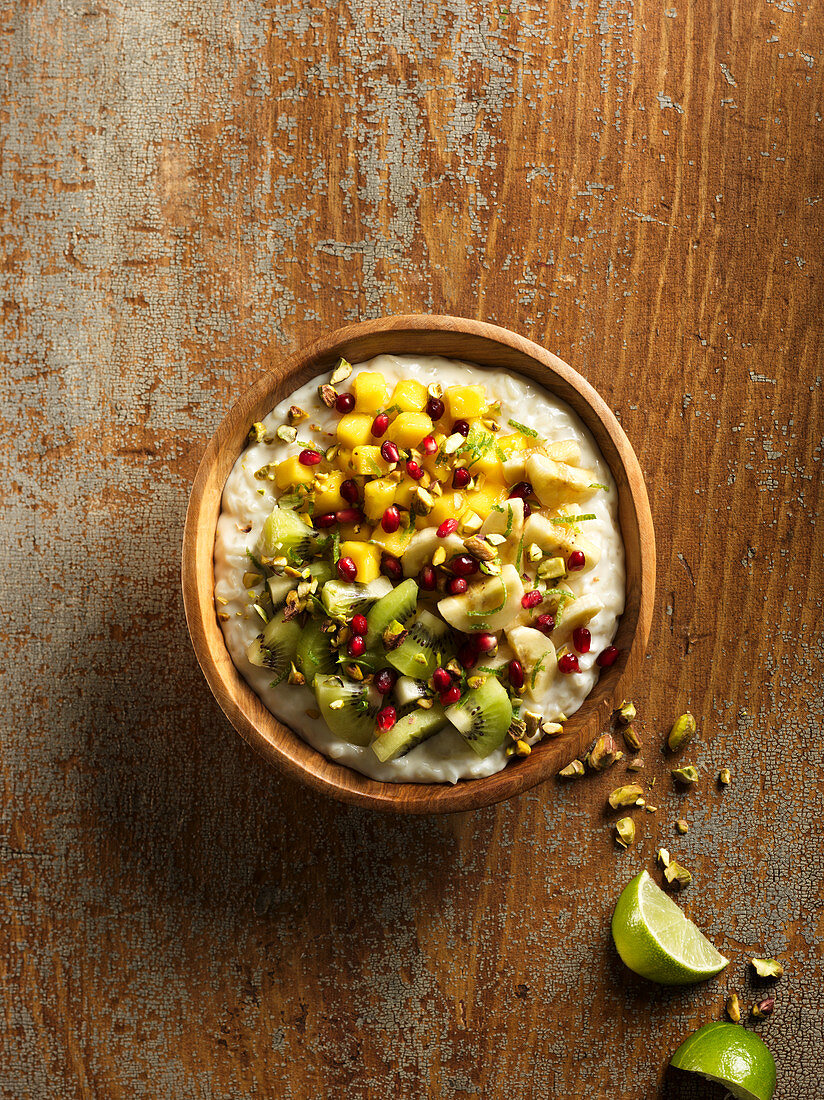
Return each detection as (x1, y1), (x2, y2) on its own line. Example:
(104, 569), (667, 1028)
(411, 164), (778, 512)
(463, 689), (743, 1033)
(611, 870), (729, 985)
(670, 1022), (777, 1100)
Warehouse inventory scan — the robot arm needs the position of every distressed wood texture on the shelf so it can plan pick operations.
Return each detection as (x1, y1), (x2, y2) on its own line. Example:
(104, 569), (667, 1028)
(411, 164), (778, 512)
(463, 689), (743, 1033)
(1, 1), (822, 1097)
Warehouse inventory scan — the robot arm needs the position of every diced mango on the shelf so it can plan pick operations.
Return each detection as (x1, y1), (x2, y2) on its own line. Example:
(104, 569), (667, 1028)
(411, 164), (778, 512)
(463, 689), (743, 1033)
(312, 470), (346, 515)
(463, 484), (507, 520)
(391, 379), (428, 413)
(370, 525), (414, 557)
(429, 491), (466, 526)
(339, 540), (382, 584)
(337, 413), (374, 449)
(275, 455), (315, 489)
(393, 479), (417, 508)
(363, 477), (397, 521)
(350, 445), (390, 477)
(445, 384), (486, 421)
(353, 372), (389, 413)
(495, 432), (528, 456)
(468, 450), (504, 481)
(386, 412), (433, 449)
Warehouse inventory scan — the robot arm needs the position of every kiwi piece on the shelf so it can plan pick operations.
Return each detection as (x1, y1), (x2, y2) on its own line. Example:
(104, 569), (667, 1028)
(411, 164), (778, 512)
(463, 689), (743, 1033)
(295, 618), (336, 685)
(393, 676), (428, 709)
(372, 705), (447, 763)
(386, 609), (452, 679)
(321, 576), (392, 620)
(365, 577), (419, 651)
(261, 506), (317, 558)
(246, 613), (301, 681)
(315, 674), (377, 747)
(445, 676), (512, 758)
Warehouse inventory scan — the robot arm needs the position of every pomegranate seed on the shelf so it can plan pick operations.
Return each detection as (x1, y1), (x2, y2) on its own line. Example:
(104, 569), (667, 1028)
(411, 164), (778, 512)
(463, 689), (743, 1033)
(452, 467), (471, 489)
(452, 419), (470, 437)
(337, 556), (357, 581)
(421, 434), (438, 455)
(335, 392), (355, 413)
(351, 614), (368, 636)
(596, 645), (619, 668)
(406, 459), (423, 480)
(348, 635), (366, 658)
(299, 449), (322, 466)
(376, 705), (397, 731)
(535, 613), (555, 635)
(477, 632), (498, 654)
(567, 550), (586, 571)
(447, 576), (467, 595)
(340, 478), (360, 504)
(558, 653), (580, 674)
(572, 626), (591, 653)
(508, 481), (533, 500)
(371, 413), (389, 437)
(381, 554), (403, 580)
(335, 507), (364, 524)
(314, 512), (337, 529)
(521, 590), (543, 609)
(432, 667), (452, 693)
(426, 396), (445, 420)
(458, 642), (478, 669)
(451, 554), (478, 577)
(440, 685), (462, 706)
(508, 659), (524, 690)
(374, 668), (396, 695)
(523, 502), (532, 519)
(437, 518), (459, 538)
(381, 441), (400, 464)
(381, 506), (401, 533)
(420, 566), (437, 591)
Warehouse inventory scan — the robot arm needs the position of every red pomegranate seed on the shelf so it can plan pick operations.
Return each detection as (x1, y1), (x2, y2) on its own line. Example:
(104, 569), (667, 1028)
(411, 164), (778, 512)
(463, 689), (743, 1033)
(337, 556), (357, 581)
(523, 502), (532, 519)
(437, 518), (459, 538)
(299, 449), (322, 466)
(451, 554), (478, 577)
(558, 653), (580, 674)
(381, 441), (400, 464)
(447, 576), (467, 595)
(572, 626), (591, 653)
(596, 645), (619, 668)
(371, 413), (389, 437)
(521, 589), (543, 609)
(420, 566), (437, 591)
(335, 392), (355, 413)
(452, 467), (471, 489)
(376, 705), (397, 731)
(567, 550), (586, 571)
(426, 396), (445, 420)
(508, 481), (533, 500)
(508, 659), (524, 690)
(477, 632), (498, 654)
(432, 667), (452, 693)
(351, 614), (368, 636)
(406, 459), (423, 480)
(382, 506), (401, 533)
(314, 512), (337, 529)
(440, 685), (462, 706)
(458, 642), (478, 669)
(381, 554), (403, 580)
(335, 507), (364, 524)
(421, 435), (438, 455)
(374, 669), (396, 695)
(452, 419), (470, 437)
(348, 635), (366, 658)
(535, 613), (555, 635)
(340, 478), (359, 504)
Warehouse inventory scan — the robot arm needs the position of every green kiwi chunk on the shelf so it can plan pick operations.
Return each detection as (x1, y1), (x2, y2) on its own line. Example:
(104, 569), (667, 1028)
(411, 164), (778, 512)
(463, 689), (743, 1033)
(246, 613), (301, 681)
(295, 618), (336, 685)
(321, 577), (392, 620)
(314, 674), (377, 747)
(261, 506), (317, 558)
(386, 609), (452, 679)
(445, 676), (512, 759)
(372, 705), (447, 763)
(365, 577), (419, 651)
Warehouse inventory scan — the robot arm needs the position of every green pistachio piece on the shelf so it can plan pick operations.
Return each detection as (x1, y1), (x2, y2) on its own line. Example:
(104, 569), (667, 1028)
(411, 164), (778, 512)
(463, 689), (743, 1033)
(672, 765), (700, 786)
(608, 784), (645, 808)
(667, 711), (696, 751)
(751, 958), (784, 979)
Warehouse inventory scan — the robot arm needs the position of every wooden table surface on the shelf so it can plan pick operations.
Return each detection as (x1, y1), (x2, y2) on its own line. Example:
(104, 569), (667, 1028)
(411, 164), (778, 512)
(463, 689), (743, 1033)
(2, 1), (822, 1097)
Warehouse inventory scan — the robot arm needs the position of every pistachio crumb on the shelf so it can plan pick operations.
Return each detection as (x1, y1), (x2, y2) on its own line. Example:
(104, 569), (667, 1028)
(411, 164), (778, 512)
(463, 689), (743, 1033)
(751, 958), (784, 979)
(675, 819), (690, 834)
(719, 767), (732, 786)
(726, 993), (742, 1023)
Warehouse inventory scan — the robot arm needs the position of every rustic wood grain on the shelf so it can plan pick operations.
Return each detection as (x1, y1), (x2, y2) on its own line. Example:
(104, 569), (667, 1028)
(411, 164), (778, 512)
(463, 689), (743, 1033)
(1, 0), (822, 1096)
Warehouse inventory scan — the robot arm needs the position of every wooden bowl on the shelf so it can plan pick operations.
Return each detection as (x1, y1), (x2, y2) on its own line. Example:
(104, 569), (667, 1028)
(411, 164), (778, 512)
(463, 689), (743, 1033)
(182, 315), (655, 814)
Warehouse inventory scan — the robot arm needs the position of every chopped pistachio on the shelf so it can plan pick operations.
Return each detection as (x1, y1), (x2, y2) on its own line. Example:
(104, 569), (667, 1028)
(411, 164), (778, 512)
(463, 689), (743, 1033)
(514, 740), (531, 758)
(615, 817), (635, 847)
(541, 721), (564, 737)
(410, 486), (434, 516)
(329, 699), (345, 711)
(751, 958), (784, 979)
(537, 556), (567, 581)
(526, 542), (543, 563)
(318, 383), (338, 407)
(626, 755), (645, 771)
(559, 759), (585, 779)
(466, 675), (486, 690)
(287, 405), (307, 425)
(416, 697), (434, 709)
(664, 861), (692, 888)
(608, 784), (645, 808)
(249, 421), (268, 444)
(344, 663), (364, 680)
(463, 535), (497, 562)
(668, 711), (696, 751)
(287, 662), (305, 686)
(675, 819), (690, 834)
(657, 848), (671, 868)
(719, 767), (732, 786)
(431, 547), (447, 567)
(635, 798), (646, 807)
(615, 699), (637, 724)
(752, 998), (775, 1019)
(588, 733), (621, 771)
(382, 621), (407, 651)
(252, 603), (269, 624)
(446, 658), (463, 677)
(243, 571), (263, 588)
(645, 804), (657, 814)
(479, 560), (502, 576)
(485, 531), (507, 546)
(427, 382), (443, 399)
(522, 710), (542, 738)
(329, 357), (353, 385)
(672, 765), (700, 786)
(460, 511), (483, 533)
(726, 993), (742, 1023)
(507, 716), (527, 742)
(275, 425), (297, 444)
(621, 725), (642, 752)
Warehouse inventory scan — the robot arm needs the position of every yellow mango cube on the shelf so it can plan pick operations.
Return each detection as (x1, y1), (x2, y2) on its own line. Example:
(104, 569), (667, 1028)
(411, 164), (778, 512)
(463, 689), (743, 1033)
(275, 455), (315, 489)
(353, 372), (389, 413)
(468, 450), (504, 481)
(386, 412), (433, 449)
(350, 445), (390, 476)
(363, 477), (397, 521)
(445, 384), (486, 421)
(463, 484), (507, 520)
(429, 491), (466, 526)
(337, 413), (374, 449)
(391, 379), (428, 413)
(339, 540), (382, 584)
(496, 432), (528, 456)
(393, 479), (416, 508)
(370, 525), (414, 557)
(312, 470), (346, 515)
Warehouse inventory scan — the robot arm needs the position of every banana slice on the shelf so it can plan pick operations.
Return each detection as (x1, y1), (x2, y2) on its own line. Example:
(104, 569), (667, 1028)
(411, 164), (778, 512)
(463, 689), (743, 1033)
(402, 527), (465, 576)
(521, 513), (602, 571)
(547, 439), (582, 466)
(502, 453), (527, 483)
(526, 453), (597, 511)
(437, 563), (525, 633)
(505, 625), (557, 700)
(551, 593), (604, 645)
(480, 498), (524, 563)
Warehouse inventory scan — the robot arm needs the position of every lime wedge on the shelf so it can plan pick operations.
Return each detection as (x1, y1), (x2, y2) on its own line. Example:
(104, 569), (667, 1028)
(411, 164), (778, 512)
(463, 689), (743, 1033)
(611, 870), (729, 985)
(670, 1022), (777, 1100)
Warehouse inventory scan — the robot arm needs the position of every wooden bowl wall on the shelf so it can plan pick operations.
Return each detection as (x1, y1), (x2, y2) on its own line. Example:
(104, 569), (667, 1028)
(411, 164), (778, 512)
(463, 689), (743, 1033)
(182, 316), (655, 813)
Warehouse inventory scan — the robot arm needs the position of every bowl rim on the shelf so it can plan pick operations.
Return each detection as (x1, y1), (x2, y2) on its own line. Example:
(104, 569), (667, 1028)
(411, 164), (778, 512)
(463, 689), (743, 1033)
(182, 314), (655, 814)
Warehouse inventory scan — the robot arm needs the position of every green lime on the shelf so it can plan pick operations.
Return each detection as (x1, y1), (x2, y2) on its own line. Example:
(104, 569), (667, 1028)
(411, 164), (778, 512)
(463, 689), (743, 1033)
(611, 870), (729, 985)
(670, 1022), (777, 1100)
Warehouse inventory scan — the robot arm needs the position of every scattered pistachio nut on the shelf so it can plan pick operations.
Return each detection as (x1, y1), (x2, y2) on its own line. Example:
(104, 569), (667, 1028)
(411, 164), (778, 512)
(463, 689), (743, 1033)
(417, 697), (434, 709)
(608, 784), (645, 808)
(615, 700), (637, 724)
(287, 662), (305, 686)
(542, 721), (564, 737)
(751, 958), (784, 979)
(344, 663), (364, 680)
(485, 531), (506, 546)
(243, 571), (263, 588)
(752, 999), (775, 1020)
(622, 725), (643, 752)
(726, 993), (742, 1023)
(411, 486), (435, 516)
(249, 421), (267, 443)
(526, 542), (543, 563)
(382, 621), (408, 651)
(329, 357), (353, 385)
(507, 716), (527, 741)
(615, 817), (635, 847)
(645, 805), (657, 814)
(719, 767), (732, 786)
(318, 383), (338, 407)
(287, 405), (307, 424)
(463, 535), (497, 562)
(427, 381), (443, 399)
(274, 425), (297, 444)
(479, 560), (503, 576)
(675, 819), (690, 834)
(664, 861), (692, 888)
(559, 759), (585, 779)
(668, 711), (696, 751)
(672, 765), (700, 786)
(658, 848), (671, 867)
(589, 733), (622, 771)
(466, 675), (486, 690)
(626, 756), (645, 771)
(522, 710), (542, 738)
(515, 740), (531, 758)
